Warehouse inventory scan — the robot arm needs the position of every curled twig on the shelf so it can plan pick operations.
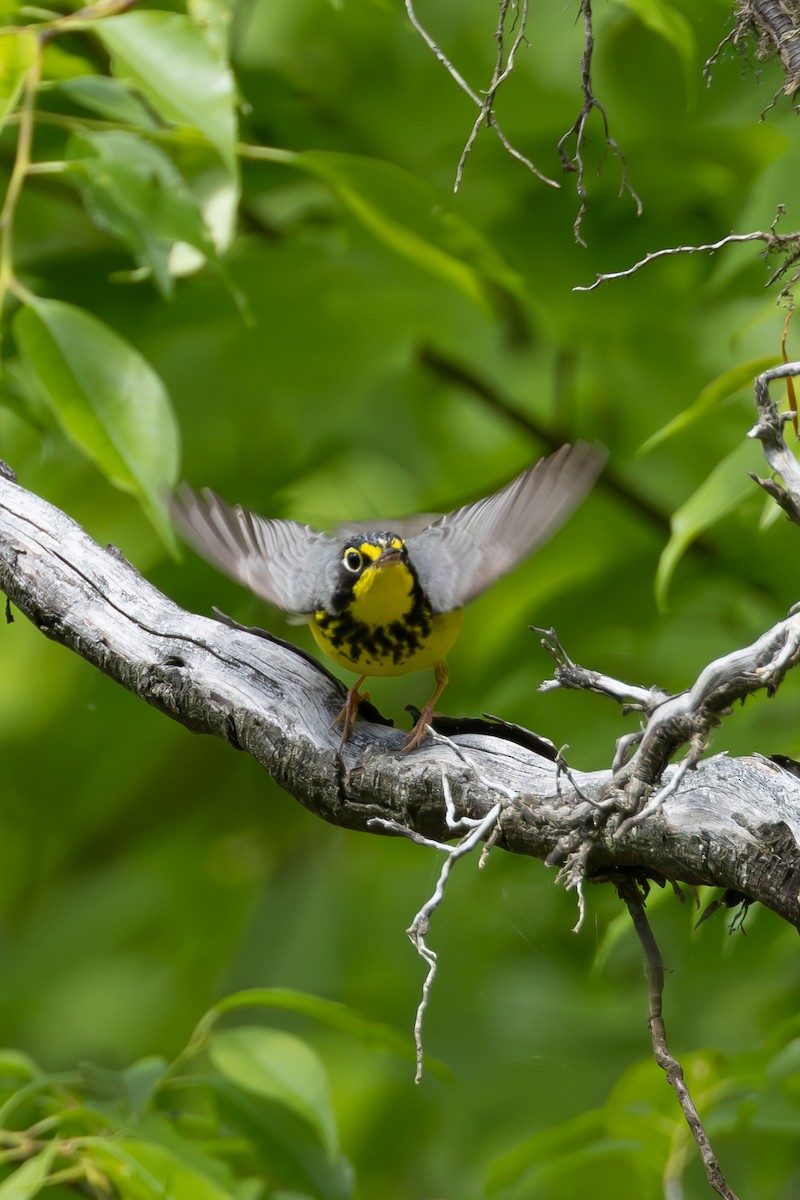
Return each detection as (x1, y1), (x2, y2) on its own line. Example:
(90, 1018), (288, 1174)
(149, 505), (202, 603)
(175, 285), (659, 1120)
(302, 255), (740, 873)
(370, 737), (513, 1081)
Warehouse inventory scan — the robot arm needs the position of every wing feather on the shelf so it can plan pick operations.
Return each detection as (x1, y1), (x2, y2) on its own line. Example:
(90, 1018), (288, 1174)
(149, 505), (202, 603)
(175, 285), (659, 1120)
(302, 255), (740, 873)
(406, 442), (605, 613)
(171, 484), (336, 615)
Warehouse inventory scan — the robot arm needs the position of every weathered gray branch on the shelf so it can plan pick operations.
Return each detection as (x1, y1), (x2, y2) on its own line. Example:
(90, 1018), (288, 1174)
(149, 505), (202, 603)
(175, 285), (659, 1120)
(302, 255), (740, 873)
(737, 0), (800, 95)
(1, 467), (800, 926)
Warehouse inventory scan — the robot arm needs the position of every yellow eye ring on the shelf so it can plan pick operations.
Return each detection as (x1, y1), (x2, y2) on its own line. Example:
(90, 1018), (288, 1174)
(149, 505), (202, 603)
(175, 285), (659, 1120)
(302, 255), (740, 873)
(343, 549), (363, 573)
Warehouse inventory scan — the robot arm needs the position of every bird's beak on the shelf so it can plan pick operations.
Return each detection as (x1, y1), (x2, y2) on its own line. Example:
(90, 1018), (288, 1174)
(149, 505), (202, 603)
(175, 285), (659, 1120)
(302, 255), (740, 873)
(375, 546), (404, 568)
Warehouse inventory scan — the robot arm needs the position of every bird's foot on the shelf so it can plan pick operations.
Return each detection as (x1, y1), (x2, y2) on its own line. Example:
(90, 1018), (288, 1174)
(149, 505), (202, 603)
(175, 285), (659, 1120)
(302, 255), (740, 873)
(403, 703), (440, 752)
(332, 676), (369, 744)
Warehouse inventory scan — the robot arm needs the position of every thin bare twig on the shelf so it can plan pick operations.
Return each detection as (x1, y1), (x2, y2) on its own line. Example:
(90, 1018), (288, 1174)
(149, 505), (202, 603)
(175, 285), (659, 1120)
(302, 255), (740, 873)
(404, 0), (559, 192)
(557, 0), (641, 246)
(371, 738), (513, 1082)
(373, 789), (502, 1083)
(620, 882), (742, 1200)
(575, 219), (800, 297)
(704, 25), (738, 86)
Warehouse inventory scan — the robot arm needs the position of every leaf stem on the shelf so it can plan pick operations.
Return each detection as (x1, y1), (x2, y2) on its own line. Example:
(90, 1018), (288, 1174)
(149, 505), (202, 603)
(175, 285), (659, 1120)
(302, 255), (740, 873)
(0, 34), (42, 316)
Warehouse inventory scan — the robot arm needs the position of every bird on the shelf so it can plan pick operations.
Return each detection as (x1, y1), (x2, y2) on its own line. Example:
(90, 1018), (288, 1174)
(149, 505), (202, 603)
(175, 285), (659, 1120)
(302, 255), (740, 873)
(171, 442), (604, 751)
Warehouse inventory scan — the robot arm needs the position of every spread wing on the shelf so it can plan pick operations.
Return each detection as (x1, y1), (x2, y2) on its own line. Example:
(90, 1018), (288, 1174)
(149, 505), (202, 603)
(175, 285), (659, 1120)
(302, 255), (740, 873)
(406, 442), (605, 613)
(171, 483), (336, 615)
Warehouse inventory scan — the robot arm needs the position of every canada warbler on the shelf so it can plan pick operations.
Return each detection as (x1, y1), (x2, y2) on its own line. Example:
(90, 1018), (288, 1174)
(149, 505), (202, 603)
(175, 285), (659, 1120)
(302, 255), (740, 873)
(172, 442), (603, 750)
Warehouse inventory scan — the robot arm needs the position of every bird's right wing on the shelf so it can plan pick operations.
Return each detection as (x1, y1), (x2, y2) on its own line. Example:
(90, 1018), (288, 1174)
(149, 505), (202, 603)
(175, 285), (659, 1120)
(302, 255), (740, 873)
(171, 484), (337, 615)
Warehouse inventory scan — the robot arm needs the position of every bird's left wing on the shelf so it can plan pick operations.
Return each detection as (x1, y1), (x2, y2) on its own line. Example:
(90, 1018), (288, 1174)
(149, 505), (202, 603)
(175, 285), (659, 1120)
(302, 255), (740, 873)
(406, 442), (605, 614)
(171, 484), (337, 615)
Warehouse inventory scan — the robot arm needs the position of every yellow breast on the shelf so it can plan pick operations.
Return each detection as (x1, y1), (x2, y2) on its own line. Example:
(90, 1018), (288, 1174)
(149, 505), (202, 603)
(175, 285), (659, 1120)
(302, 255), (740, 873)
(310, 560), (464, 678)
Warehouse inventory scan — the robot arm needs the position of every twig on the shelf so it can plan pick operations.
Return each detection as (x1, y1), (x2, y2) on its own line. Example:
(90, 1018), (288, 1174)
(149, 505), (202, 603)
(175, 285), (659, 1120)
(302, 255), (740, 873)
(371, 735), (516, 1081)
(704, 26), (738, 86)
(374, 775), (502, 1084)
(404, 0), (559, 191)
(556, 0), (641, 246)
(533, 625), (668, 711)
(620, 882), (741, 1200)
(575, 220), (800, 297)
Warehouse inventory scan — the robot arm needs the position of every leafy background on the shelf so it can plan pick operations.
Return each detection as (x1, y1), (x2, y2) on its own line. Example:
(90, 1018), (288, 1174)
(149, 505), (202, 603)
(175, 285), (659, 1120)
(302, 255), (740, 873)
(1, 0), (800, 1197)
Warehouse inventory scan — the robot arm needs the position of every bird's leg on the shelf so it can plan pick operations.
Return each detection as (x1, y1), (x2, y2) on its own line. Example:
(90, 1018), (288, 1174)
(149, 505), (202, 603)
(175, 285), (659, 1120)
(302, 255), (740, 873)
(332, 675), (370, 744)
(405, 660), (449, 752)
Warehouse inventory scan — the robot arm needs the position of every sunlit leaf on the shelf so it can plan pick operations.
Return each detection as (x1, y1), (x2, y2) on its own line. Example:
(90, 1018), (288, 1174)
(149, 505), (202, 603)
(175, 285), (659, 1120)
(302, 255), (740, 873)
(87, 1138), (233, 1200)
(188, 0), (234, 59)
(0, 31), (37, 135)
(639, 356), (780, 455)
(168, 167), (238, 278)
(615, 0), (696, 98)
(13, 297), (180, 548)
(209, 1026), (338, 1158)
(97, 11), (238, 176)
(0, 1143), (57, 1199)
(655, 441), (757, 609)
(0, 1050), (39, 1084)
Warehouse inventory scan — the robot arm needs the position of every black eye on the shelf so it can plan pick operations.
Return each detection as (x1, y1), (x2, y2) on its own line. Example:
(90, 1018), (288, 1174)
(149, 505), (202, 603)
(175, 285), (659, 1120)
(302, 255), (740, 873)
(343, 549), (363, 573)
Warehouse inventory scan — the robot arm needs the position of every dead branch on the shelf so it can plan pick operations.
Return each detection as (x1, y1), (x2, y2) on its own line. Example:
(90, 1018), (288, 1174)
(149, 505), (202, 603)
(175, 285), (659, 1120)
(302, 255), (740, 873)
(1, 465), (800, 926)
(734, 0), (800, 95)
(748, 359), (800, 521)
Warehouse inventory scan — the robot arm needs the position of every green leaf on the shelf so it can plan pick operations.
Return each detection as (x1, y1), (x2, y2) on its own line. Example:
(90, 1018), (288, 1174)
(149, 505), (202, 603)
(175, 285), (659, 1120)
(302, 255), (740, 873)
(614, 0), (696, 99)
(81, 1056), (168, 1119)
(486, 1109), (607, 1193)
(96, 11), (238, 176)
(168, 167), (238, 279)
(0, 1050), (39, 1085)
(209, 1027), (338, 1158)
(87, 1138), (234, 1200)
(187, 0), (234, 60)
(193, 987), (414, 1062)
(67, 131), (215, 297)
(56, 76), (159, 128)
(13, 297), (180, 548)
(294, 151), (525, 316)
(205, 1074), (353, 1200)
(0, 1144), (57, 1199)
(0, 31), (37, 135)
(655, 440), (758, 610)
(639, 355), (780, 455)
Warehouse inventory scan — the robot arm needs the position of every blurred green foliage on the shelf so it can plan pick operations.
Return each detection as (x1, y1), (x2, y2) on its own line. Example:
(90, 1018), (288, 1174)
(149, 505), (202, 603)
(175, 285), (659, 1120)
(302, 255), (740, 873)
(1, 0), (800, 1196)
